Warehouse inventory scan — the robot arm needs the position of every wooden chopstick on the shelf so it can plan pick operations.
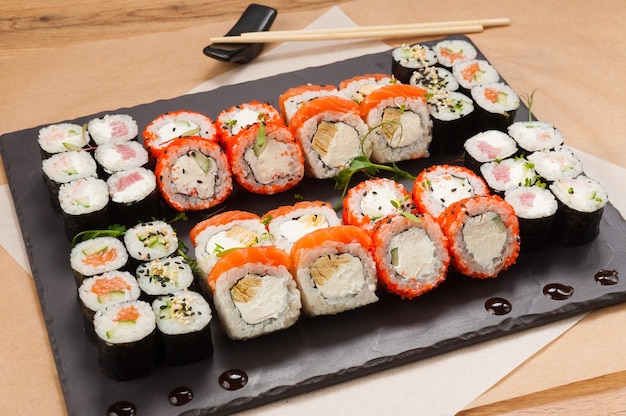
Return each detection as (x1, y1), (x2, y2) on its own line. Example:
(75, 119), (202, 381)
(209, 18), (509, 44)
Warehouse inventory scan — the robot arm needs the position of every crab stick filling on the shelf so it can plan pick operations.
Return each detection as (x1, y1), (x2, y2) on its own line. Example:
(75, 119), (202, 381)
(170, 150), (218, 199)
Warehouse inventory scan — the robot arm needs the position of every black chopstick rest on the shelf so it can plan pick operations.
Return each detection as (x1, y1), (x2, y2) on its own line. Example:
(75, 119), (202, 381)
(203, 4), (278, 64)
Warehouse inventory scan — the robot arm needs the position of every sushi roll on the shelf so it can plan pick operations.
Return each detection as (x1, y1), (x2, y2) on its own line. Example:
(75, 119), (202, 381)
(370, 212), (450, 299)
(263, 200), (341, 252)
(527, 146), (583, 183)
(338, 73), (397, 104)
(359, 83), (432, 163)
(93, 300), (157, 380)
(549, 175), (608, 246)
(154, 136), (232, 212)
(427, 91), (477, 155)
(412, 164), (490, 218)
(78, 271), (141, 341)
(452, 59), (500, 92)
(70, 236), (129, 287)
(41, 150), (98, 213)
(391, 43), (438, 84)
(278, 83), (338, 125)
(58, 177), (110, 240)
(221, 121), (305, 195)
(504, 185), (559, 251)
(463, 130), (519, 174)
(93, 140), (150, 178)
(471, 82), (520, 132)
(433, 38), (478, 67)
(507, 121), (565, 154)
(215, 101), (284, 142)
(87, 114), (138, 145)
(190, 210), (271, 281)
(438, 194), (520, 279)
(207, 246), (301, 340)
(37, 122), (91, 159)
(290, 225), (378, 317)
(152, 290), (213, 366)
(135, 255), (195, 301)
(124, 220), (178, 264)
(289, 95), (371, 179)
(342, 177), (414, 232)
(142, 110), (218, 160)
(479, 157), (539, 195)
(106, 167), (161, 225)
(409, 66), (459, 96)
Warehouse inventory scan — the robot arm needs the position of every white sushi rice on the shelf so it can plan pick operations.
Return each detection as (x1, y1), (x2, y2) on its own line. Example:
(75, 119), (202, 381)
(339, 75), (396, 103)
(58, 177), (109, 216)
(453, 59), (500, 90)
(480, 157), (538, 192)
(87, 114), (138, 145)
(508, 121), (565, 152)
(136, 256), (194, 296)
(433, 39), (478, 67)
(124, 220), (178, 262)
(79, 271), (141, 312)
(464, 130), (518, 163)
(94, 141), (149, 174)
(42, 150), (97, 184)
(550, 175), (608, 213)
(504, 185), (559, 219)
(527, 146), (583, 182)
(152, 290), (212, 336)
(107, 167), (156, 204)
(471, 82), (520, 116)
(409, 66), (459, 95)
(70, 236), (129, 277)
(392, 44), (437, 69)
(213, 262), (301, 340)
(428, 91), (474, 122)
(38, 123), (91, 155)
(93, 300), (156, 344)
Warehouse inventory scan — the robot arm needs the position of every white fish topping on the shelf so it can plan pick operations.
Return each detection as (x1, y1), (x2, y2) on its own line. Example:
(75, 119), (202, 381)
(231, 274), (289, 324)
(462, 212), (507, 268)
(390, 227), (436, 280)
(229, 108), (261, 136)
(156, 120), (199, 146)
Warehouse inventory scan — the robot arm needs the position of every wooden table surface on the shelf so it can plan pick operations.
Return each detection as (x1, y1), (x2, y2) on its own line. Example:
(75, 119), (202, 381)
(3, 1), (626, 415)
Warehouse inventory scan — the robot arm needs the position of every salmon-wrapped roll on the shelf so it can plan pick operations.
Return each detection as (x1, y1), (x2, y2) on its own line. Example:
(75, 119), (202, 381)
(289, 95), (371, 179)
(290, 225), (378, 317)
(155, 136), (232, 212)
(371, 213), (449, 299)
(278, 84), (338, 125)
(438, 194), (520, 279)
(338, 73), (397, 103)
(360, 83), (432, 163)
(207, 246), (301, 340)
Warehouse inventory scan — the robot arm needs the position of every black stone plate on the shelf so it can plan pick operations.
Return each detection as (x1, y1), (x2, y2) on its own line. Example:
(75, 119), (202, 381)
(2, 36), (626, 416)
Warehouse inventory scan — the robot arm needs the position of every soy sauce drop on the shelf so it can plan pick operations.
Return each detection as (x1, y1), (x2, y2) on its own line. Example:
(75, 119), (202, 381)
(219, 369), (248, 391)
(107, 401), (136, 416)
(595, 269), (619, 286)
(169, 386), (193, 406)
(485, 297), (512, 315)
(543, 283), (574, 300)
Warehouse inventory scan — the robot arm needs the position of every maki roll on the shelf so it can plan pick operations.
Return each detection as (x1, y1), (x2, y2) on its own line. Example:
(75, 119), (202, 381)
(38, 122), (90, 159)
(289, 95), (371, 179)
(479, 157), (538, 195)
(124, 220), (178, 264)
(94, 140), (150, 178)
(58, 177), (109, 240)
(409, 66), (459, 96)
(371, 212), (449, 299)
(508, 121), (565, 155)
(278, 83), (338, 125)
(433, 38), (478, 67)
(87, 114), (138, 145)
(342, 177), (414, 232)
(93, 300), (157, 380)
(338, 73), (397, 104)
(428, 91), (477, 155)
(152, 290), (213, 366)
(142, 110), (218, 160)
(70, 236), (129, 286)
(412, 164), (490, 218)
(263, 200), (341, 252)
(438, 194), (520, 278)
(207, 246), (301, 340)
(359, 83), (432, 163)
(471, 82), (520, 132)
(452, 59), (500, 93)
(190, 210), (271, 281)
(290, 225), (378, 317)
(463, 130), (519, 174)
(550, 175), (608, 246)
(391, 43), (437, 83)
(155, 136), (232, 212)
(527, 146), (583, 183)
(106, 167), (161, 225)
(504, 185), (559, 251)
(78, 271), (141, 341)
(41, 150), (98, 213)
(135, 256), (195, 301)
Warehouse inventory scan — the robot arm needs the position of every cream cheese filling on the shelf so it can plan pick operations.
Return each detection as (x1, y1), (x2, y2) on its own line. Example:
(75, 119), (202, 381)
(462, 212), (507, 267)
